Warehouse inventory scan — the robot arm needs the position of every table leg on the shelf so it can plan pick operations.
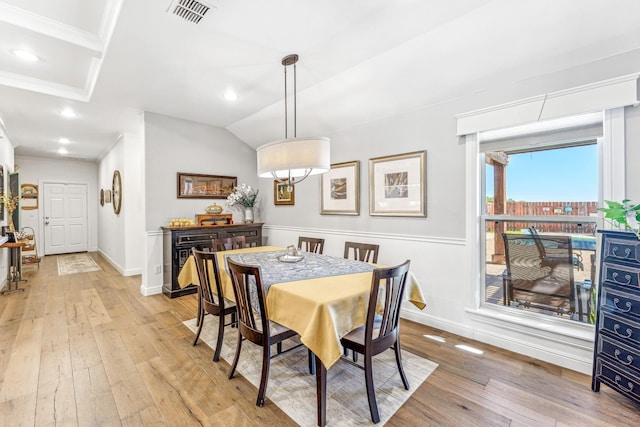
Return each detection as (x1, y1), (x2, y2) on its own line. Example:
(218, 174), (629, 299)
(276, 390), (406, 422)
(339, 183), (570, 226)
(315, 353), (326, 427)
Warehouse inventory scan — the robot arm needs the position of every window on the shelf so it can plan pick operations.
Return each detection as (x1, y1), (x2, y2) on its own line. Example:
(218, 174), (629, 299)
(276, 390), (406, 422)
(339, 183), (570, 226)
(479, 114), (601, 324)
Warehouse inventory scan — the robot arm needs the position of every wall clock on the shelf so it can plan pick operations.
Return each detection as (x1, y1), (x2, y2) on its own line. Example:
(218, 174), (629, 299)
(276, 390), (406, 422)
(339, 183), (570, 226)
(112, 170), (122, 214)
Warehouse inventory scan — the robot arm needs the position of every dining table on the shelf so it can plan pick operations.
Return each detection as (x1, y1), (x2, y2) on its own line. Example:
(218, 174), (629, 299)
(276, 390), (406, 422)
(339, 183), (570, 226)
(177, 245), (427, 426)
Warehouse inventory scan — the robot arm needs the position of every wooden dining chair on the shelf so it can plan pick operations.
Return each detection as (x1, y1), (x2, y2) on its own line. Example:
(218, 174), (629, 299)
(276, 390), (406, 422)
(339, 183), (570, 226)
(340, 260), (411, 424)
(227, 258), (313, 407)
(213, 235), (246, 251)
(344, 241), (379, 263)
(191, 248), (237, 362)
(297, 236), (325, 254)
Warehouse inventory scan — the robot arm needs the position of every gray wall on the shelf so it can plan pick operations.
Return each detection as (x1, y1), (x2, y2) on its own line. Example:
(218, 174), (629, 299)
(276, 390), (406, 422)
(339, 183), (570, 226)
(144, 112), (258, 229)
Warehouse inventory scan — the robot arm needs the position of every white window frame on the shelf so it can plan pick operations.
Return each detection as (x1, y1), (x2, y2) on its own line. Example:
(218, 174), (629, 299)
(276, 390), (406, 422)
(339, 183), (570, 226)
(464, 108), (625, 340)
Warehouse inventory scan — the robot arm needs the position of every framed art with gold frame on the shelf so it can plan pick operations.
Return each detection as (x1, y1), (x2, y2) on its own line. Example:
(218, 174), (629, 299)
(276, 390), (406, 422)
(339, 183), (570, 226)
(177, 172), (237, 199)
(369, 150), (426, 217)
(274, 180), (294, 205)
(100, 189), (105, 206)
(320, 160), (360, 215)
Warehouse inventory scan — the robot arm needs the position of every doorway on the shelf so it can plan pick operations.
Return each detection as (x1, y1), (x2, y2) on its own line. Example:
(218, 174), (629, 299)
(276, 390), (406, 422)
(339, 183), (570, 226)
(42, 182), (88, 254)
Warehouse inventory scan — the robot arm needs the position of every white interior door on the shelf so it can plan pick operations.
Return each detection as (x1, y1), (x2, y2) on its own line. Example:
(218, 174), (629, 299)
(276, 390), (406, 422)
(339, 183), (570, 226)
(43, 183), (88, 255)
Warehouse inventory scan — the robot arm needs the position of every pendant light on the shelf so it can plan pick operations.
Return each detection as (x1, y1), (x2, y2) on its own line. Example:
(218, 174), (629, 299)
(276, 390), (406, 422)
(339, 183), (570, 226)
(257, 54), (330, 189)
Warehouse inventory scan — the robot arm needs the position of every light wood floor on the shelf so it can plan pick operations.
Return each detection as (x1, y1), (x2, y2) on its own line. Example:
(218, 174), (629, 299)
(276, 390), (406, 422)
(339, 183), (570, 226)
(0, 252), (638, 426)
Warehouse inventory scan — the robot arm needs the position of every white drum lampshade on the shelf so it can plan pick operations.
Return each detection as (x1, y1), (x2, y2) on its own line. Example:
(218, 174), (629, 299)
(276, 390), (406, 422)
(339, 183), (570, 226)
(257, 137), (330, 182)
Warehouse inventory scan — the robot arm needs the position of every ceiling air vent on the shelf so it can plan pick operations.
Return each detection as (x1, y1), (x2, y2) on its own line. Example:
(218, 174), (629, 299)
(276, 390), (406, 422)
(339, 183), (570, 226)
(167, 0), (213, 24)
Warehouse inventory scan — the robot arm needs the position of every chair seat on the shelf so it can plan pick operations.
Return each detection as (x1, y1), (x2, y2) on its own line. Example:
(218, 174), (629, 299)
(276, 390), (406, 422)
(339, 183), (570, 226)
(341, 316), (382, 346)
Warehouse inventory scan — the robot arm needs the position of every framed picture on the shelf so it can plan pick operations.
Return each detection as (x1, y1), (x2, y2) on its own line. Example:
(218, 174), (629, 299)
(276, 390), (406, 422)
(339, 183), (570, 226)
(177, 172), (237, 199)
(320, 160), (360, 215)
(100, 189), (104, 206)
(369, 150), (426, 217)
(274, 180), (295, 205)
(104, 189), (112, 203)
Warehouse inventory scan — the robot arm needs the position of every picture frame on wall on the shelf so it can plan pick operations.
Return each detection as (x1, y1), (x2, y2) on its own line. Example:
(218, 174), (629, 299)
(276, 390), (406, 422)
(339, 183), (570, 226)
(177, 172), (237, 199)
(105, 189), (112, 203)
(320, 160), (360, 215)
(369, 150), (426, 217)
(274, 180), (295, 205)
(100, 189), (105, 206)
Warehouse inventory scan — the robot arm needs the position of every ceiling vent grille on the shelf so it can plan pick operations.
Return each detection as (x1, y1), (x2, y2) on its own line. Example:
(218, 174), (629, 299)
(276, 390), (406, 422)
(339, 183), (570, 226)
(167, 0), (212, 24)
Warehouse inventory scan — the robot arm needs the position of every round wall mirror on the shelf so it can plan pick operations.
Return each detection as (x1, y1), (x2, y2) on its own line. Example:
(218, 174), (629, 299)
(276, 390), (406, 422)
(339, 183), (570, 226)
(112, 170), (122, 214)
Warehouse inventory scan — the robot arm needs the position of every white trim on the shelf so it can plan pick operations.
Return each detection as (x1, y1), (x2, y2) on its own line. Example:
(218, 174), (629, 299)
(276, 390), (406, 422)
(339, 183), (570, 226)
(0, 3), (103, 53)
(463, 106), (626, 373)
(602, 108), (626, 204)
(264, 224), (465, 246)
(456, 73), (639, 135)
(483, 215), (597, 223)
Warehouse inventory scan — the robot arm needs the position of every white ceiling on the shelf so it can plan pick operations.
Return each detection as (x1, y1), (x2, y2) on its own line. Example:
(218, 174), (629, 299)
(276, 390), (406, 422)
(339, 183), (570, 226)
(0, 0), (639, 161)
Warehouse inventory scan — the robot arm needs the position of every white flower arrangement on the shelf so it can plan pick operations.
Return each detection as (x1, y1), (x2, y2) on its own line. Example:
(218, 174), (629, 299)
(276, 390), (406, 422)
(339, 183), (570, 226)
(226, 183), (259, 208)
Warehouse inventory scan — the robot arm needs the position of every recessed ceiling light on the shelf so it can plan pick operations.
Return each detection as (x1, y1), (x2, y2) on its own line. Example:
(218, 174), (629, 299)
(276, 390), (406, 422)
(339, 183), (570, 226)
(58, 147), (68, 155)
(223, 90), (238, 101)
(60, 107), (76, 119)
(59, 137), (70, 144)
(12, 49), (39, 62)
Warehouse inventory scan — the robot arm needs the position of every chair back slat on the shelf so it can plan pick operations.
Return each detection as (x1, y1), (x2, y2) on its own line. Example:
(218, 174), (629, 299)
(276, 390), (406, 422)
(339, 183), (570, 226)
(298, 236), (325, 254)
(227, 258), (269, 341)
(344, 241), (379, 263)
(366, 260), (410, 342)
(213, 236), (247, 251)
(192, 248), (225, 307)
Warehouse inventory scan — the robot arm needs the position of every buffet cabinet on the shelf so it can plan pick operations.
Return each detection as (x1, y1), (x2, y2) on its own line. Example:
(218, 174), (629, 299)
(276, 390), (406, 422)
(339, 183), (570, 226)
(592, 230), (640, 405)
(162, 223), (263, 298)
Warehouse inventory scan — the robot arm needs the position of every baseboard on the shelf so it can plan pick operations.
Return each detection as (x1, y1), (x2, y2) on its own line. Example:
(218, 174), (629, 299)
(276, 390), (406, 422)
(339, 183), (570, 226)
(401, 307), (593, 374)
(97, 249), (124, 275)
(140, 283), (162, 296)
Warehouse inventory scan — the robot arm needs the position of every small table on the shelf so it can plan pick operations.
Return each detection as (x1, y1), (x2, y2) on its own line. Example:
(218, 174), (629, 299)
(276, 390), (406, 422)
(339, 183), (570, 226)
(1, 240), (27, 294)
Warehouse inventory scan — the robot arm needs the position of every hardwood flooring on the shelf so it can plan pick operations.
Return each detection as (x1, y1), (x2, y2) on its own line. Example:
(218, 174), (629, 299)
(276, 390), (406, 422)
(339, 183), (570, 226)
(0, 252), (637, 426)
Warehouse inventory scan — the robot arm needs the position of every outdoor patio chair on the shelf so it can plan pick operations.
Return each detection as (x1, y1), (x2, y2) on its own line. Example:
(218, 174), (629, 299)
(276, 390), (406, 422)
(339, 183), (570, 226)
(502, 233), (580, 319)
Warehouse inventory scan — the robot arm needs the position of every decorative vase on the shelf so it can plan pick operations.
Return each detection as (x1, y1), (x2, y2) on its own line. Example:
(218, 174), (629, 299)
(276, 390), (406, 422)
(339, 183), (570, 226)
(244, 206), (254, 223)
(7, 213), (14, 232)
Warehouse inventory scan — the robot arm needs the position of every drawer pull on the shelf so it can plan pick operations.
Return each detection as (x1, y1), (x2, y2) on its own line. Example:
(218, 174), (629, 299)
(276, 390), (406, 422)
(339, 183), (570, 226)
(613, 298), (632, 313)
(613, 324), (633, 339)
(611, 272), (632, 285)
(612, 246), (632, 259)
(614, 375), (635, 393)
(614, 349), (634, 366)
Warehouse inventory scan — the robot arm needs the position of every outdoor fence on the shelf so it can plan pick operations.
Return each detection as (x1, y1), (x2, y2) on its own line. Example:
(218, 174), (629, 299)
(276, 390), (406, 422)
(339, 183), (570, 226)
(486, 201), (598, 234)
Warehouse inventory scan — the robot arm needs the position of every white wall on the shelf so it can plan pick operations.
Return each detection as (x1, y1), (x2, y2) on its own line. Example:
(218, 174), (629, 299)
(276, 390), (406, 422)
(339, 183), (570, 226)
(142, 112), (258, 295)
(15, 155), (99, 254)
(0, 134), (15, 286)
(259, 50), (640, 374)
(98, 137), (126, 272)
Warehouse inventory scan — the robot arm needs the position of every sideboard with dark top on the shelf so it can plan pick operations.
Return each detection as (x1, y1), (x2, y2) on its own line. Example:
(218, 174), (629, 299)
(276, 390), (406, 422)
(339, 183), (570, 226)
(161, 223), (263, 298)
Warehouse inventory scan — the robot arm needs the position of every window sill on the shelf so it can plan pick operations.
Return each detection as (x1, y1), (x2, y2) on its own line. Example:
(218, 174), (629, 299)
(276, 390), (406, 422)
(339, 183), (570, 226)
(465, 305), (594, 342)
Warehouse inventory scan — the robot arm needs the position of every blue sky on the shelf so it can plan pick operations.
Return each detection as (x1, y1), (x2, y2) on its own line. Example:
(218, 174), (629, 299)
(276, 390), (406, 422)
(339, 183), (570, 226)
(486, 144), (597, 201)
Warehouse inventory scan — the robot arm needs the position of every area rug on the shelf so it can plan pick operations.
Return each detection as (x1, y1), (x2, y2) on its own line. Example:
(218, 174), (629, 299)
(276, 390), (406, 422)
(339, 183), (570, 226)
(57, 253), (101, 275)
(183, 317), (438, 426)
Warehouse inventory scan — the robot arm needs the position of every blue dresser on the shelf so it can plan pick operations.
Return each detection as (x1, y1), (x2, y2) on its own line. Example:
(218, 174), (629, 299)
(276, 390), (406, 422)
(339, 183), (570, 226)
(592, 230), (640, 404)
